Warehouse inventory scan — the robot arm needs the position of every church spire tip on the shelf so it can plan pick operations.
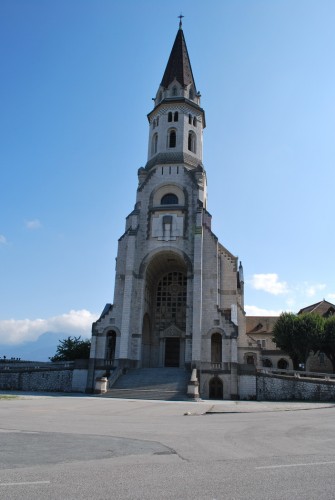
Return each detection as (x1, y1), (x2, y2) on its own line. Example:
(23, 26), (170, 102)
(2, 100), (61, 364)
(178, 14), (184, 30)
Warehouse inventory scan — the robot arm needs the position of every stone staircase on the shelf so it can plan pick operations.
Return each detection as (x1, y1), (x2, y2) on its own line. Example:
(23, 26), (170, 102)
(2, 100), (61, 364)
(103, 367), (190, 400)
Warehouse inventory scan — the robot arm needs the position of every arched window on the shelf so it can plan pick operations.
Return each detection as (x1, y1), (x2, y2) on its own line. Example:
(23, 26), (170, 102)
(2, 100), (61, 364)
(188, 131), (196, 153)
(262, 358), (273, 368)
(156, 116), (159, 126)
(151, 133), (158, 155)
(168, 130), (176, 148)
(155, 271), (187, 331)
(211, 333), (222, 364)
(277, 358), (288, 369)
(245, 353), (256, 365)
(172, 86), (177, 96)
(189, 114), (192, 124)
(193, 116), (197, 127)
(174, 111), (178, 122)
(106, 331), (116, 365)
(161, 193), (178, 205)
(168, 112), (172, 122)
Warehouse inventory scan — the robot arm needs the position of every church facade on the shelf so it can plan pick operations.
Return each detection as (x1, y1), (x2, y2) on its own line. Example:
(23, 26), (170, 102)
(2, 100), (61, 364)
(87, 23), (252, 399)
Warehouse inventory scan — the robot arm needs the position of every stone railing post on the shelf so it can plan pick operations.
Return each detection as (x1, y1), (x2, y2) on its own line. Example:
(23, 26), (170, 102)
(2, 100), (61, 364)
(94, 377), (108, 394)
(187, 368), (199, 399)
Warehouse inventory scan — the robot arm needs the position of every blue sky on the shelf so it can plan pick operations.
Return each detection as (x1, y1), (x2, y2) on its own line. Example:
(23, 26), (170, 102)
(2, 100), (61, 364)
(1, 0), (334, 350)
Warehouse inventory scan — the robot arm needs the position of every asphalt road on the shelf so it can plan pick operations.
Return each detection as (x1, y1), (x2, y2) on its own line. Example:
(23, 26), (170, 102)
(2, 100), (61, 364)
(0, 395), (335, 499)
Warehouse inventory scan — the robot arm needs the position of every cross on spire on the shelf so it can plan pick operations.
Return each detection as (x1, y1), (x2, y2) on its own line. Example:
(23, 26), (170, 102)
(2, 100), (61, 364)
(178, 14), (184, 29)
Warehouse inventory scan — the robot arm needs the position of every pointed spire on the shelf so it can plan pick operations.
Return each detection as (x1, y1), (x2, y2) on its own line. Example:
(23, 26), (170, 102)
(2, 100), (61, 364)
(160, 21), (196, 91)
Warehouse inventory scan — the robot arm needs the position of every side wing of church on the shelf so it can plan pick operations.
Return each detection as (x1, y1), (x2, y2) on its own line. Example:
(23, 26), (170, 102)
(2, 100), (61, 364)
(87, 23), (249, 399)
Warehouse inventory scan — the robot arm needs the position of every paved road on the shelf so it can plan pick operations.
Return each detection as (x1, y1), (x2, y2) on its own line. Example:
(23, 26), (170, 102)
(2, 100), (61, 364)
(1, 394), (335, 499)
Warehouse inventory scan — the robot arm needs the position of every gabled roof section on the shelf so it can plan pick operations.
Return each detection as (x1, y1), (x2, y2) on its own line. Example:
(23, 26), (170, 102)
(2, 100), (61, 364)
(246, 316), (279, 335)
(160, 26), (196, 90)
(298, 299), (335, 317)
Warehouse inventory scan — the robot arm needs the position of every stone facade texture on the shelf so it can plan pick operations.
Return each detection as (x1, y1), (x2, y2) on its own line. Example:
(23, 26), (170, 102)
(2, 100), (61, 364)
(257, 373), (335, 401)
(86, 25), (249, 400)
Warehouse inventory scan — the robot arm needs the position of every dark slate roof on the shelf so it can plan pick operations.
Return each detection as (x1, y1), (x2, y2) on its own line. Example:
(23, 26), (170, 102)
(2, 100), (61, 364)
(99, 303), (113, 319)
(160, 27), (196, 90)
(298, 300), (335, 317)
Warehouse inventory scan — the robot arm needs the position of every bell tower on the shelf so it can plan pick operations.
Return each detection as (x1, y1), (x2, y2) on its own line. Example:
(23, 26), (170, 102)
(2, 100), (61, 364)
(146, 20), (206, 184)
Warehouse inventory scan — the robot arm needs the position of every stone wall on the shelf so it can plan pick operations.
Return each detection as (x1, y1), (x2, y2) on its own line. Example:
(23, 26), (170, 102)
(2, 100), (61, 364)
(257, 372), (335, 401)
(239, 375), (256, 400)
(0, 365), (88, 393)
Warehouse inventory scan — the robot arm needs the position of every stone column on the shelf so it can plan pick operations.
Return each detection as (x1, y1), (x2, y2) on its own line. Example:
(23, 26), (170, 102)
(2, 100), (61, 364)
(119, 234), (136, 361)
(191, 211), (203, 364)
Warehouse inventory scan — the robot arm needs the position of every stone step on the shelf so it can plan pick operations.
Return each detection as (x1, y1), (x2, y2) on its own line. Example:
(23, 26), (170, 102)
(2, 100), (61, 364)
(102, 388), (188, 401)
(105, 367), (190, 401)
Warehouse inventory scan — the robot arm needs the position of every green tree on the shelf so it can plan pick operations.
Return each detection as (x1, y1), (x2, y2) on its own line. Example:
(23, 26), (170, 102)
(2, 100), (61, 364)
(292, 313), (324, 368)
(320, 316), (335, 373)
(50, 336), (91, 362)
(272, 313), (300, 369)
(272, 313), (324, 370)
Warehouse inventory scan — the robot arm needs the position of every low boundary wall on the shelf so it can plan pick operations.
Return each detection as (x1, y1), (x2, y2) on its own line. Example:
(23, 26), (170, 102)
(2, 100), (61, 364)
(257, 369), (335, 401)
(0, 361), (88, 393)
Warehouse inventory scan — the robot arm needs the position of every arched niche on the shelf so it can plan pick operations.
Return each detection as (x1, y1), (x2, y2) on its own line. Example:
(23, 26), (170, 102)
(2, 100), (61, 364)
(209, 377), (223, 400)
(139, 250), (192, 368)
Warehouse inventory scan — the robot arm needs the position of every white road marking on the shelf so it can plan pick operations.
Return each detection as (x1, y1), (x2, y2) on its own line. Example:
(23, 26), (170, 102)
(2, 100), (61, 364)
(0, 481), (50, 486)
(256, 461), (335, 470)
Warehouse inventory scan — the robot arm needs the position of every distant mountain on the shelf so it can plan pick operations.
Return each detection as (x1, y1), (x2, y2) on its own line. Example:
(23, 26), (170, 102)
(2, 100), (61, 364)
(0, 332), (89, 362)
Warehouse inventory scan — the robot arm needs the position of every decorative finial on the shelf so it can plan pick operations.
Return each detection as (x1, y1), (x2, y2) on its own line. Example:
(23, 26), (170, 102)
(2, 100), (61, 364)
(178, 14), (184, 29)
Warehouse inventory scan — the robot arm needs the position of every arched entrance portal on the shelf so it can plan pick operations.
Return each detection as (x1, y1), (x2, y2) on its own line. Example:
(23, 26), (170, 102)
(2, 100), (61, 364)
(209, 377), (223, 399)
(141, 251), (189, 368)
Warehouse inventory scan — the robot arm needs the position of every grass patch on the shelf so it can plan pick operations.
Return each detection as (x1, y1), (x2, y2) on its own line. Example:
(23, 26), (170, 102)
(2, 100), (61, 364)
(0, 395), (18, 400)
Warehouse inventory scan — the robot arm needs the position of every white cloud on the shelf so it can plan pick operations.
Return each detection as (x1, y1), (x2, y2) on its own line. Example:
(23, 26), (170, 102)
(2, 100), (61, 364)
(305, 283), (326, 297)
(327, 293), (335, 301)
(0, 235), (7, 245)
(25, 219), (42, 230)
(249, 274), (288, 295)
(245, 305), (283, 316)
(0, 310), (98, 345)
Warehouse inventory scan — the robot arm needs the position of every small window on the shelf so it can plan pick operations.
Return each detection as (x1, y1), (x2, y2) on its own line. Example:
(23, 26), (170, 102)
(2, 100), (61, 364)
(161, 193), (178, 205)
(189, 114), (192, 124)
(156, 116), (159, 126)
(169, 130), (176, 148)
(153, 119), (156, 129)
(246, 355), (255, 365)
(211, 333), (222, 364)
(193, 117), (197, 127)
(188, 131), (196, 153)
(172, 86), (177, 96)
(174, 111), (178, 122)
(168, 112), (172, 122)
(151, 133), (158, 155)
(189, 88), (194, 100)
